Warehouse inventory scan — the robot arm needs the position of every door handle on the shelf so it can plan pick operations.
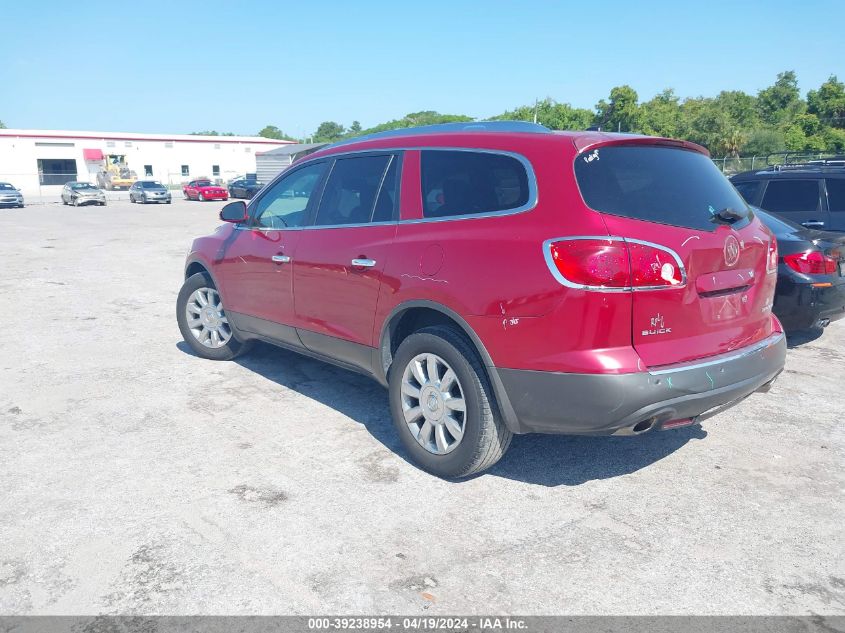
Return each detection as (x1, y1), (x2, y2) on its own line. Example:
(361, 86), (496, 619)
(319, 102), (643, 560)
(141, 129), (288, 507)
(351, 258), (376, 268)
(271, 254), (291, 263)
(801, 221), (825, 229)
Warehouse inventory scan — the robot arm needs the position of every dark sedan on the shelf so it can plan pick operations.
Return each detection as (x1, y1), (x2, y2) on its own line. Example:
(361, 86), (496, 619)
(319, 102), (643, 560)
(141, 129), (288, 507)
(228, 179), (264, 199)
(755, 208), (845, 332)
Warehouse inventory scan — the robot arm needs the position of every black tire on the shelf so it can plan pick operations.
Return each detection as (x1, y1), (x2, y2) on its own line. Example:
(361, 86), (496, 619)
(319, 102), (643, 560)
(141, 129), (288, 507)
(129, 194), (135, 203)
(198, 193), (205, 202)
(388, 325), (512, 478)
(166, 200), (171, 204)
(176, 272), (247, 361)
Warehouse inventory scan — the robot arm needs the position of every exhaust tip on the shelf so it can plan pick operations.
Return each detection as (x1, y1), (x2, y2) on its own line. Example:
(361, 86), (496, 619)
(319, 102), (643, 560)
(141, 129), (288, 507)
(632, 419), (654, 434)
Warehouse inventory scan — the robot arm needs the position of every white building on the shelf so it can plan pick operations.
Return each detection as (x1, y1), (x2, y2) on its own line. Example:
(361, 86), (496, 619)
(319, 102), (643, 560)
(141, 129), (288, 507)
(0, 129), (295, 196)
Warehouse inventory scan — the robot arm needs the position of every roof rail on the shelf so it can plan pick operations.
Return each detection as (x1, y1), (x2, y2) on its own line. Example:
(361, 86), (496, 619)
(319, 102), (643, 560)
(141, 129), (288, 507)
(324, 120), (551, 149)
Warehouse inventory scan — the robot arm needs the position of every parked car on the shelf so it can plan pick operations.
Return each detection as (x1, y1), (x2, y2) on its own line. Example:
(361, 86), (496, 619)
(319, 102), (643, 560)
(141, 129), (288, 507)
(753, 208), (845, 332)
(182, 179), (229, 202)
(61, 182), (106, 206)
(129, 181), (172, 204)
(228, 178), (264, 200)
(0, 182), (24, 208)
(176, 121), (786, 478)
(730, 159), (845, 231)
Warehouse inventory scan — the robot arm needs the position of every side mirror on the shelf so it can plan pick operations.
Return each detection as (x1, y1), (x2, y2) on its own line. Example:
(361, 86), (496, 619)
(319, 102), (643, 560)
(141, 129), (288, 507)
(220, 200), (248, 223)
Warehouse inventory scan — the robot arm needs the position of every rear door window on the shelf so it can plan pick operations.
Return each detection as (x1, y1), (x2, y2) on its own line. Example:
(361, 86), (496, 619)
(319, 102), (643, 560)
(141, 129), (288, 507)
(760, 180), (821, 212)
(574, 145), (749, 232)
(421, 150), (530, 218)
(826, 179), (845, 212)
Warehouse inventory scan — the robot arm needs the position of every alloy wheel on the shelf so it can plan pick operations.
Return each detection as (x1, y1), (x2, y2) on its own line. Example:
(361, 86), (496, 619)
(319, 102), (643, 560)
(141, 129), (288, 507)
(400, 353), (467, 455)
(184, 287), (232, 348)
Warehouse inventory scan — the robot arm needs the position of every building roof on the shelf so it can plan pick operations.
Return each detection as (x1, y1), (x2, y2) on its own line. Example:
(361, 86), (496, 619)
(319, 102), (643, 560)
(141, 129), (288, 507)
(0, 129), (295, 145)
(256, 143), (328, 157)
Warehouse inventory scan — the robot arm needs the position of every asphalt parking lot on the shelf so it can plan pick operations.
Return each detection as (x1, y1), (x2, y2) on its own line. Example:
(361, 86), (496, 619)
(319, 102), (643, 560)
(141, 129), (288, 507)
(0, 198), (843, 615)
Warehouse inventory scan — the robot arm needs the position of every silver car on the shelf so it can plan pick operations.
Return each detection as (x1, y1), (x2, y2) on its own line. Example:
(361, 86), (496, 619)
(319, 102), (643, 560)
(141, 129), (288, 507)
(129, 181), (172, 204)
(61, 182), (106, 207)
(0, 182), (24, 208)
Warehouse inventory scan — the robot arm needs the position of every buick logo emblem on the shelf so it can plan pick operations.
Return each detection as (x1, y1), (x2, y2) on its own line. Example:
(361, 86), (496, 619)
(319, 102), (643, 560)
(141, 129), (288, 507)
(724, 235), (740, 267)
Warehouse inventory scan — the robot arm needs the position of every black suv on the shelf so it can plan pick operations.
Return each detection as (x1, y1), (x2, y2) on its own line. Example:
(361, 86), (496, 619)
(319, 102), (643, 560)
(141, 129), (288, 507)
(730, 159), (845, 232)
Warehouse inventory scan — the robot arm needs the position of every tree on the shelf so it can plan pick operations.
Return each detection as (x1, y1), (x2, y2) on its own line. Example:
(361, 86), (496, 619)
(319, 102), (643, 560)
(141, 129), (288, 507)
(258, 125), (295, 141)
(349, 121), (362, 135)
(639, 89), (682, 138)
(0, 120), (5, 129)
(313, 121), (346, 142)
(807, 75), (845, 128)
(594, 85), (640, 132)
(742, 128), (786, 157)
(494, 98), (593, 130)
(757, 71), (803, 126)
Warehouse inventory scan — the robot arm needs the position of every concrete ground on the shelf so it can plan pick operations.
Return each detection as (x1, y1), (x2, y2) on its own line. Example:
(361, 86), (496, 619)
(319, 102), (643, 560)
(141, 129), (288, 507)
(0, 199), (843, 615)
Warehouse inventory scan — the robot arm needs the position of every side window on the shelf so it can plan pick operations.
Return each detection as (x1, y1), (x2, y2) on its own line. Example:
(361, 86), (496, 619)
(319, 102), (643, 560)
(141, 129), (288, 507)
(314, 155), (392, 227)
(421, 150), (530, 218)
(252, 162), (326, 229)
(826, 179), (845, 212)
(760, 180), (820, 213)
(733, 180), (760, 205)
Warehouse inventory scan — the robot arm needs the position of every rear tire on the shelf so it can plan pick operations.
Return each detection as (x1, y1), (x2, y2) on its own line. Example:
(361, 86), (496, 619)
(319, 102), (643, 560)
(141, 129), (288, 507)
(177, 272), (247, 361)
(388, 325), (512, 478)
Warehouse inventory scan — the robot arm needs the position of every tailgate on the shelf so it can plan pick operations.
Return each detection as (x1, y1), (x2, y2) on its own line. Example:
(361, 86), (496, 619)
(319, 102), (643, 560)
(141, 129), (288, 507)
(574, 143), (778, 367)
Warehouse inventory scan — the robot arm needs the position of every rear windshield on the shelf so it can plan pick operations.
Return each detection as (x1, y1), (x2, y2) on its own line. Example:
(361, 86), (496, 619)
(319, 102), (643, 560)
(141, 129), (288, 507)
(574, 145), (750, 232)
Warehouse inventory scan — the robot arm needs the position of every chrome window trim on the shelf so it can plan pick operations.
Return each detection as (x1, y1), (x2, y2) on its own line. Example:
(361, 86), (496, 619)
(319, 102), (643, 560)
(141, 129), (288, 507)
(541, 235), (687, 292)
(648, 332), (784, 375)
(255, 146), (539, 227)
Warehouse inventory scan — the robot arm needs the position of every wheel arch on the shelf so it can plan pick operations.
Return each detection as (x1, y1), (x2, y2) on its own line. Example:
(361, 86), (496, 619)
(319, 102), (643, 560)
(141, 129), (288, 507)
(377, 300), (522, 433)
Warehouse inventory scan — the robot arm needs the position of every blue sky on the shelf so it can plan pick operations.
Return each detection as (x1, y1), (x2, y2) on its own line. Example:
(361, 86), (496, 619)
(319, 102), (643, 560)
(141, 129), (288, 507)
(2, 0), (843, 136)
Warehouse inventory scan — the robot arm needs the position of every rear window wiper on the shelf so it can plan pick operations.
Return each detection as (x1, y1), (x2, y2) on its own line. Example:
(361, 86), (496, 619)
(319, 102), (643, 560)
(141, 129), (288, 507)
(710, 206), (748, 224)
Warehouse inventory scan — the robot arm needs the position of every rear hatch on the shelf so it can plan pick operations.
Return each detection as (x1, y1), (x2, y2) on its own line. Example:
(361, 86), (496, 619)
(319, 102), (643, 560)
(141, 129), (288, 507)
(574, 142), (778, 368)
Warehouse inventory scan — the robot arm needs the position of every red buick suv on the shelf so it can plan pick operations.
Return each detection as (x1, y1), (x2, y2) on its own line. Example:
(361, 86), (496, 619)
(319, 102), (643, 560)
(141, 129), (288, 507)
(177, 122), (786, 478)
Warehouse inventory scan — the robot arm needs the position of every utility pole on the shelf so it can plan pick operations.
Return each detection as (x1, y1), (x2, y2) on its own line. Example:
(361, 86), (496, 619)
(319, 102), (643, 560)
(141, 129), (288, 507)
(533, 98), (539, 124)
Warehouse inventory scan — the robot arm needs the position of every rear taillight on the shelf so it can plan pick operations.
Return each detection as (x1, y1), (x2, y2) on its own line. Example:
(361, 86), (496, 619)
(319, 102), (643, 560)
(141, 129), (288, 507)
(783, 250), (837, 275)
(627, 240), (684, 287)
(544, 237), (685, 291)
(547, 239), (629, 288)
(766, 238), (778, 274)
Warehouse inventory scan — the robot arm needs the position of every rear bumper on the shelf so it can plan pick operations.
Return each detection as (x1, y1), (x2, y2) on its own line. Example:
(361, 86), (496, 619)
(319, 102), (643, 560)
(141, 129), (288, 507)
(491, 332), (786, 435)
(774, 280), (845, 331)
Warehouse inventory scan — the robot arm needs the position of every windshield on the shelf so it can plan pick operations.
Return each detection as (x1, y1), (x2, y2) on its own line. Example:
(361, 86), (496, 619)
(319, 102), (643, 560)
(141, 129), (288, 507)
(141, 182), (165, 189)
(574, 145), (751, 232)
(0, 183), (14, 190)
(71, 183), (97, 190)
(196, 181), (212, 187)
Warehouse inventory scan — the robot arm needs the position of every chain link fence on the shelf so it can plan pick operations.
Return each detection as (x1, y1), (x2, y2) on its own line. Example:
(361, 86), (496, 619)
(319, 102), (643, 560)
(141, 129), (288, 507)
(711, 152), (839, 175)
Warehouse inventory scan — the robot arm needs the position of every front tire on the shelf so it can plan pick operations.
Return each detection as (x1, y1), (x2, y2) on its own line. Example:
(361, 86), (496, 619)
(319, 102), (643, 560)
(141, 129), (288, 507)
(389, 325), (512, 478)
(198, 193), (205, 202)
(177, 272), (247, 361)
